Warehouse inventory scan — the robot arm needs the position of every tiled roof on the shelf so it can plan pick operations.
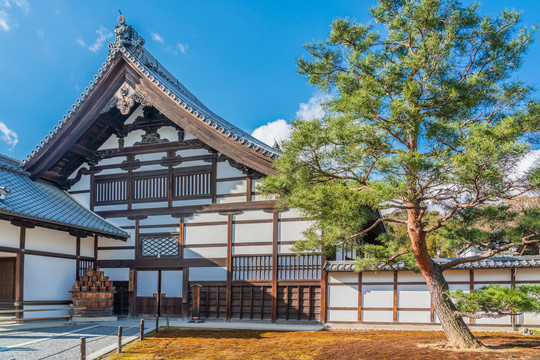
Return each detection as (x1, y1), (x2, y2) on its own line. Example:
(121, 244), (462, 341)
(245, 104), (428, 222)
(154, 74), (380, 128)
(324, 255), (540, 272)
(0, 155), (128, 239)
(23, 19), (280, 164)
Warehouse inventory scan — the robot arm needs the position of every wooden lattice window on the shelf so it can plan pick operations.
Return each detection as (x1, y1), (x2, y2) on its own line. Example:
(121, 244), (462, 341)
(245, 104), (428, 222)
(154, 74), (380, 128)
(173, 167), (212, 199)
(95, 177), (128, 204)
(132, 171), (168, 202)
(232, 255), (273, 280)
(141, 236), (179, 257)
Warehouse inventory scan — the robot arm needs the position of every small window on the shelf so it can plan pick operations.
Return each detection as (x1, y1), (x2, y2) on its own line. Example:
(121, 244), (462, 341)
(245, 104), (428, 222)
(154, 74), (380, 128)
(141, 236), (179, 257)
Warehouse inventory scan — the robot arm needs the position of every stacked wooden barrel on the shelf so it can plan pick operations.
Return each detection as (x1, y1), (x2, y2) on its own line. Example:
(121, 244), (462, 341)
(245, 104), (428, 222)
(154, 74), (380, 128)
(72, 267), (115, 317)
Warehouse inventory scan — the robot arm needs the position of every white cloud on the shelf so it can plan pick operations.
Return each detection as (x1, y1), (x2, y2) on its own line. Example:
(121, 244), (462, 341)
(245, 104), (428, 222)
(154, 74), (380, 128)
(251, 93), (328, 147)
(36, 29), (44, 38)
(251, 119), (292, 147)
(76, 38), (86, 47)
(0, 10), (9, 31)
(152, 32), (164, 43)
(177, 43), (188, 54)
(296, 92), (328, 121)
(88, 26), (112, 53)
(0, 122), (18, 148)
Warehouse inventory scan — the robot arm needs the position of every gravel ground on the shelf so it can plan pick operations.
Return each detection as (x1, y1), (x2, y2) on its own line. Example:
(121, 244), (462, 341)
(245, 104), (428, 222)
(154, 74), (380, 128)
(0, 323), (144, 360)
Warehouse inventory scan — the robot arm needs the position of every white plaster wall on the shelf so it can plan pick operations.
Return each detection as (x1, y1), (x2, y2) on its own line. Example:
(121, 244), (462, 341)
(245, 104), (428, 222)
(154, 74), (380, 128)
(216, 196), (246, 204)
(362, 271), (394, 283)
(184, 247), (226, 259)
(217, 162), (244, 178)
(474, 316), (511, 325)
(137, 270), (158, 296)
(277, 244), (295, 254)
(235, 223), (272, 243)
(217, 180), (245, 195)
(157, 126), (180, 142)
(102, 267), (129, 281)
(94, 168), (129, 176)
(99, 229), (134, 247)
(80, 237), (94, 257)
(279, 209), (305, 219)
(98, 249), (134, 260)
(329, 273), (358, 284)
(178, 149), (212, 157)
(279, 221), (309, 242)
(397, 285), (430, 308)
(185, 225), (227, 245)
(161, 270), (182, 297)
(132, 201), (168, 209)
(174, 160), (209, 168)
(93, 204), (128, 211)
(515, 268), (539, 281)
(397, 311), (431, 323)
(183, 131), (196, 140)
(123, 130), (145, 147)
(68, 164), (90, 191)
(25, 228), (76, 255)
(0, 220), (20, 249)
(398, 271), (425, 282)
(362, 285), (394, 308)
(233, 245), (272, 255)
(97, 157), (126, 166)
(474, 269), (511, 282)
(362, 310), (393, 322)
(236, 210), (273, 221)
(521, 312), (540, 325)
(124, 105), (143, 125)
(328, 285), (358, 307)
(24, 255), (75, 301)
(443, 269), (469, 281)
(141, 215), (176, 226)
(328, 309), (357, 322)
(189, 266), (227, 281)
(186, 213), (227, 223)
(98, 135), (121, 151)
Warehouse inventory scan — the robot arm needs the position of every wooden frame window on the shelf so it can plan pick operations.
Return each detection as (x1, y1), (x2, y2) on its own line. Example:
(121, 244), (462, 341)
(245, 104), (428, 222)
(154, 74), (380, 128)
(140, 235), (180, 257)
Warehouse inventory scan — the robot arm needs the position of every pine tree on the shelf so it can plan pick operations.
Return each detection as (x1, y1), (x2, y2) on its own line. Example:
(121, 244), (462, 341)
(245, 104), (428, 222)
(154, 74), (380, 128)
(261, 0), (539, 349)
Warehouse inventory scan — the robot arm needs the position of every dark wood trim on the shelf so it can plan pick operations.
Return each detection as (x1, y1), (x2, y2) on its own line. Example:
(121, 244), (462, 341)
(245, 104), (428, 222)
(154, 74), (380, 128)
(393, 270), (398, 323)
(22, 300), (72, 306)
(119, 217), (305, 230)
(89, 168), (95, 211)
(129, 269), (137, 317)
(97, 246), (135, 250)
(358, 272), (362, 322)
(320, 255), (328, 323)
(157, 270), (162, 316)
(182, 267), (189, 319)
(216, 193), (247, 198)
(22, 249), (92, 261)
(225, 214), (233, 321)
(271, 211), (278, 323)
(179, 217), (185, 260)
(96, 200), (277, 219)
(211, 159), (217, 204)
(97, 257), (228, 269)
(246, 177), (252, 202)
(135, 219), (141, 259)
(217, 176), (246, 183)
(76, 236), (81, 280)
(15, 226), (25, 319)
(510, 268), (516, 328)
(68, 189), (91, 194)
(469, 269), (474, 324)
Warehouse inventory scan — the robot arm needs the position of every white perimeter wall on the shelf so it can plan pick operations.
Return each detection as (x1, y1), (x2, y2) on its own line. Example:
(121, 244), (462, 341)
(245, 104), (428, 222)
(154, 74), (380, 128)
(327, 268), (540, 326)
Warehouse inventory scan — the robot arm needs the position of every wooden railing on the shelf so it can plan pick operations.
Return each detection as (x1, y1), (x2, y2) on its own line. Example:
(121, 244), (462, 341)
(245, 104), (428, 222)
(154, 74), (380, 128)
(231, 254), (321, 281)
(0, 306), (85, 322)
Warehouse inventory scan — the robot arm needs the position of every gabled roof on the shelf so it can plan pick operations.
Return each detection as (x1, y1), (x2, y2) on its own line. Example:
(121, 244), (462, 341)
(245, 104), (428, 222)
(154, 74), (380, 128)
(23, 17), (278, 183)
(0, 155), (128, 239)
(325, 255), (540, 272)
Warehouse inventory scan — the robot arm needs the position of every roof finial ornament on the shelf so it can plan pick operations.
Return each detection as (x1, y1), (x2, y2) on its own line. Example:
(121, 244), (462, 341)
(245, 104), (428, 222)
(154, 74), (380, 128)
(111, 13), (145, 58)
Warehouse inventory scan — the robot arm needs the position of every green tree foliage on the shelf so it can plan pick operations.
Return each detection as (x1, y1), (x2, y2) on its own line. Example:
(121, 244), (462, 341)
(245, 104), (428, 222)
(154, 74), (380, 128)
(450, 285), (540, 319)
(260, 0), (539, 348)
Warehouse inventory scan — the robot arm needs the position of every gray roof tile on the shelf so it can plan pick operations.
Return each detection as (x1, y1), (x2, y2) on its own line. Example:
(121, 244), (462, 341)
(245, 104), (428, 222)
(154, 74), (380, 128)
(0, 155), (128, 239)
(325, 255), (540, 272)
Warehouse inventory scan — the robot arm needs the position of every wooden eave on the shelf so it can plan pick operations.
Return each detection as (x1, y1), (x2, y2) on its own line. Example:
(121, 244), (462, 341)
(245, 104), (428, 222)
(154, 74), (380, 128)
(24, 55), (276, 185)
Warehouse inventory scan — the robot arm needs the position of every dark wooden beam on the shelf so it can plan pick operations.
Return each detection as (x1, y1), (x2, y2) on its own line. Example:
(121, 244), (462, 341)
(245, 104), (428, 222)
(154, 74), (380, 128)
(225, 214), (233, 322)
(15, 227), (25, 320)
(271, 211), (278, 323)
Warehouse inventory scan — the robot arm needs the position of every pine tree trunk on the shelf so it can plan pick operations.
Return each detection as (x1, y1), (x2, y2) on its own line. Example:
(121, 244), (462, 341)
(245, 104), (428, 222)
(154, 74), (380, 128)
(425, 263), (484, 349)
(406, 211), (484, 349)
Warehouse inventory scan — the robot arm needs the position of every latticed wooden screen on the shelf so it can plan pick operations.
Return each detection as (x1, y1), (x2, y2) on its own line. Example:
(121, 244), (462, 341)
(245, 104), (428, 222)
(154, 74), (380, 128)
(232, 255), (273, 280)
(95, 178), (128, 204)
(173, 171), (211, 199)
(141, 236), (179, 257)
(231, 254), (321, 281)
(133, 174), (168, 201)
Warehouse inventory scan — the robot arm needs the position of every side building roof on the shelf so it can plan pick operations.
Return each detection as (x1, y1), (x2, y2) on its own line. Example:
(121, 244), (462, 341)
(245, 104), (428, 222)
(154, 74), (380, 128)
(0, 155), (128, 239)
(325, 255), (540, 272)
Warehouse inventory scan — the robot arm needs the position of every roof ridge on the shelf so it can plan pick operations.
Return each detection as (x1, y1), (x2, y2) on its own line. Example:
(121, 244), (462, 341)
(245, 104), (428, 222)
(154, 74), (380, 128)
(23, 16), (280, 166)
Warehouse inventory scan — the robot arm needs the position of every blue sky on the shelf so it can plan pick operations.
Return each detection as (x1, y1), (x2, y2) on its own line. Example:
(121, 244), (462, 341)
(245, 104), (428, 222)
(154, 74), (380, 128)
(0, 0), (538, 160)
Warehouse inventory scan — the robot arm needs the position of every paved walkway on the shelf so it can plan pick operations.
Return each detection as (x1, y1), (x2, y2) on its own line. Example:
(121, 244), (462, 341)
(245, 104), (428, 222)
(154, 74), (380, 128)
(0, 318), (323, 359)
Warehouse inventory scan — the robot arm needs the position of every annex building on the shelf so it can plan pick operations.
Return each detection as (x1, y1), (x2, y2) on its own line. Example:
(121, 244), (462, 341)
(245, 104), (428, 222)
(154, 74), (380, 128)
(0, 17), (538, 327)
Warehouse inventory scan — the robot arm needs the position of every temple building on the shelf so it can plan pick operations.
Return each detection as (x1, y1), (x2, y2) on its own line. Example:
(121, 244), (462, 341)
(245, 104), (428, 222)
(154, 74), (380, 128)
(0, 17), (538, 326)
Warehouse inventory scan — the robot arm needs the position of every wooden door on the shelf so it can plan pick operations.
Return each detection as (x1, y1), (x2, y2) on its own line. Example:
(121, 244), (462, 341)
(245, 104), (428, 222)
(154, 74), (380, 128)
(0, 258), (15, 301)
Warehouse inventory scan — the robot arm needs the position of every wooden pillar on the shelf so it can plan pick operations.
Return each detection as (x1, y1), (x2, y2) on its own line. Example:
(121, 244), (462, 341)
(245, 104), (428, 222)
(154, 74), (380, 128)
(156, 270), (162, 316)
(320, 255), (328, 324)
(271, 211), (279, 323)
(357, 272), (362, 322)
(182, 267), (189, 319)
(89, 168), (95, 211)
(246, 176), (252, 202)
(129, 269), (137, 317)
(211, 159), (217, 204)
(226, 214), (233, 321)
(511, 268), (516, 328)
(15, 227), (25, 320)
(393, 270), (398, 323)
(93, 235), (98, 270)
(134, 219), (140, 259)
(469, 269), (474, 324)
(76, 236), (81, 279)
